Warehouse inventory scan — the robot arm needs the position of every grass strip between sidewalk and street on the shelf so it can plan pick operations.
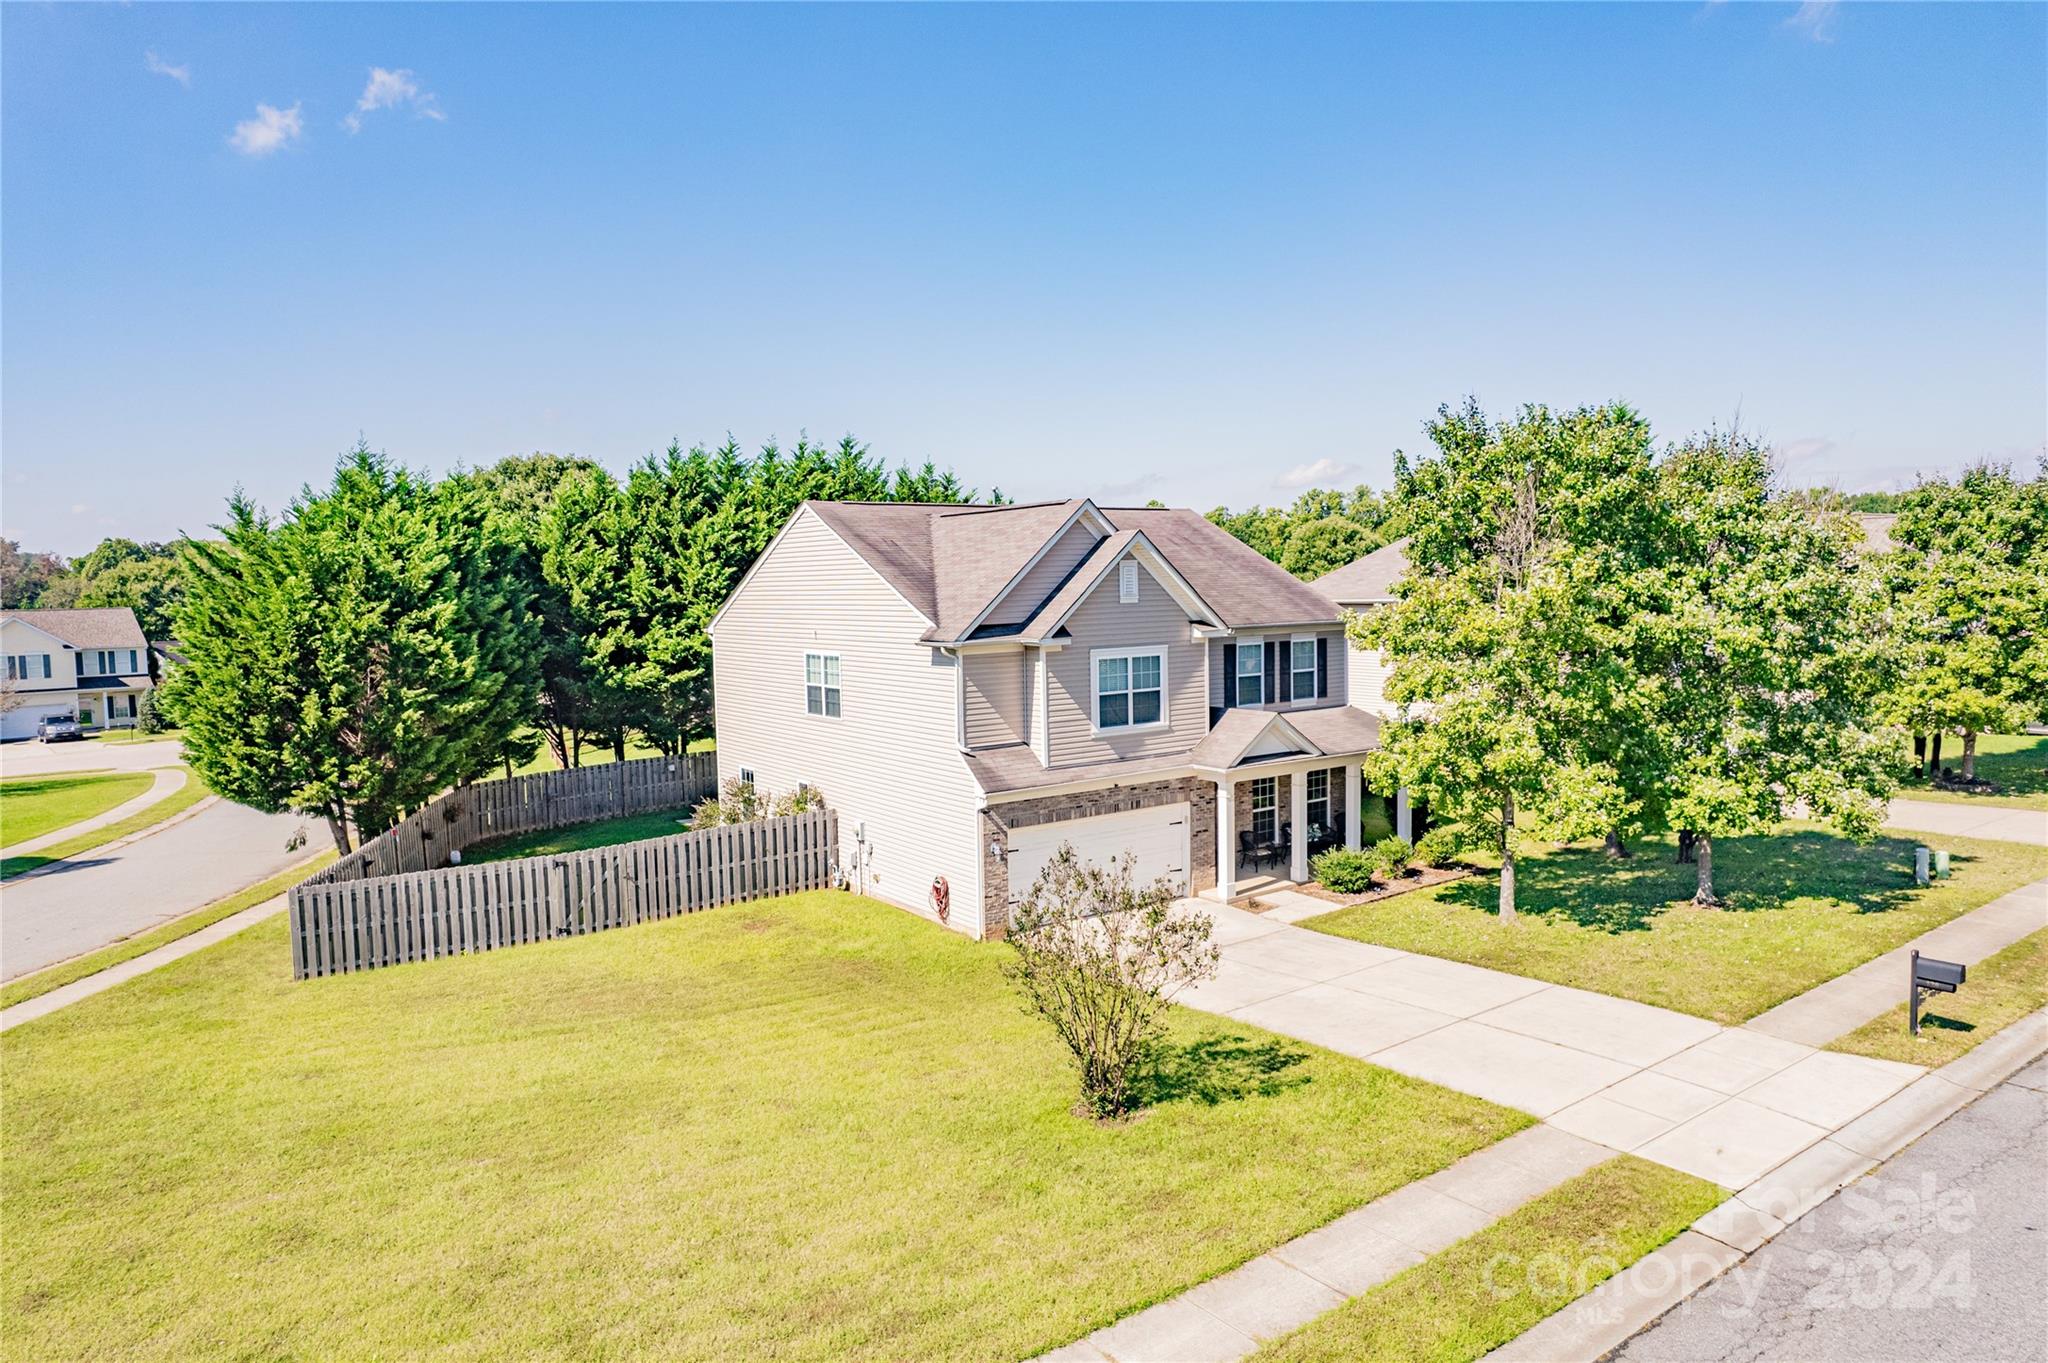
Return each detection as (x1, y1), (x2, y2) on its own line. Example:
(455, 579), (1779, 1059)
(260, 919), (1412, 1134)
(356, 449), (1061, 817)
(1250, 1156), (1726, 1363)
(0, 770), (153, 846)
(0, 767), (211, 880)
(1305, 824), (2048, 1024)
(1827, 926), (2048, 1068)
(0, 851), (338, 1010)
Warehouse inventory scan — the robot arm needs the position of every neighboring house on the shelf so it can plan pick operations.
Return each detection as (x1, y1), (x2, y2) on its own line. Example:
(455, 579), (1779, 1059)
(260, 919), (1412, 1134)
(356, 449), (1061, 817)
(1309, 536), (1416, 843)
(0, 607), (155, 740)
(711, 499), (1386, 939)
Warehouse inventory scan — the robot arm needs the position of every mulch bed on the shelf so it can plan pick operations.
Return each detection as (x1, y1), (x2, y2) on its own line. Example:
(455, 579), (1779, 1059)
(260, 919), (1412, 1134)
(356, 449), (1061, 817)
(1293, 862), (1473, 908)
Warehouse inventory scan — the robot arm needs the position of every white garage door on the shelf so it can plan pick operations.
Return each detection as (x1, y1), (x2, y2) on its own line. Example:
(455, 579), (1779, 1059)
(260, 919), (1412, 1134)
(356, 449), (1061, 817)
(2, 702), (77, 741)
(1007, 802), (1190, 905)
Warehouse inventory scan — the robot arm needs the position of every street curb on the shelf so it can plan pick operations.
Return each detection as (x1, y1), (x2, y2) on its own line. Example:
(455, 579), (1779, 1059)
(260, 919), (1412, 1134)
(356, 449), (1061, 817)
(1475, 1006), (2048, 1363)
(0, 794), (220, 884)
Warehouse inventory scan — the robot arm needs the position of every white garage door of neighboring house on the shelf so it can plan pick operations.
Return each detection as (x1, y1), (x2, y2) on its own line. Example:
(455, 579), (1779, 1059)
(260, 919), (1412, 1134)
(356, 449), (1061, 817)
(1006, 803), (1190, 905)
(2, 702), (77, 741)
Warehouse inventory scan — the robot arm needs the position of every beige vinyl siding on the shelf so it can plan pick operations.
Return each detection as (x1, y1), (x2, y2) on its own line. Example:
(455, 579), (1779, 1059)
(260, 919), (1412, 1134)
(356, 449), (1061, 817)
(1205, 629), (1349, 711)
(711, 506), (988, 936)
(1046, 562), (1205, 767)
(963, 650), (1030, 750)
(980, 521), (1101, 628)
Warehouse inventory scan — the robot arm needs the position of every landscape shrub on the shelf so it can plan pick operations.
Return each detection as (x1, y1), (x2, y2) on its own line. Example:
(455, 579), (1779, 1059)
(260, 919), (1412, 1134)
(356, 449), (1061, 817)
(1006, 846), (1218, 1119)
(693, 778), (823, 827)
(1372, 835), (1414, 878)
(1413, 825), (1463, 868)
(136, 689), (169, 735)
(1312, 846), (1377, 894)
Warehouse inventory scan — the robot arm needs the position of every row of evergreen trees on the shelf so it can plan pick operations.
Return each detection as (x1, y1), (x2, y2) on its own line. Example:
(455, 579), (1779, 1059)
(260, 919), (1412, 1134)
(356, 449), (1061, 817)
(175, 437), (982, 851)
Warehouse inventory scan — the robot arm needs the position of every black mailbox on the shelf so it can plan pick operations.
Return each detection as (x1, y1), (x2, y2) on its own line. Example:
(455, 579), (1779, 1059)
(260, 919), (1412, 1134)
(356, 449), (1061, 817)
(1909, 950), (1967, 1036)
(1914, 956), (1965, 993)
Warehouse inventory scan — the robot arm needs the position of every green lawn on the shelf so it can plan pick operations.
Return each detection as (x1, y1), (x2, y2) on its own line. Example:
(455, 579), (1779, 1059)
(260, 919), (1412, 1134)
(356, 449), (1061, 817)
(0, 890), (1527, 1362)
(1898, 733), (2048, 810)
(0, 767), (211, 880)
(1829, 927), (2048, 1067)
(1305, 825), (2048, 1024)
(0, 851), (337, 1011)
(463, 807), (694, 863)
(507, 733), (715, 776)
(1251, 1157), (1724, 1363)
(85, 727), (185, 748)
(0, 770), (153, 847)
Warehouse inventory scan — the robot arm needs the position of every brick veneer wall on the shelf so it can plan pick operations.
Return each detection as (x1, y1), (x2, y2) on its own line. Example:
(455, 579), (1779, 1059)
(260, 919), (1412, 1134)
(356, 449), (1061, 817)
(979, 776), (1218, 938)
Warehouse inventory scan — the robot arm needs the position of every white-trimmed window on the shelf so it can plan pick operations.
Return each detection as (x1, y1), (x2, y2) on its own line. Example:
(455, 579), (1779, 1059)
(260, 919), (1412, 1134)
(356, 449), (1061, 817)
(1235, 638), (1264, 706)
(1291, 636), (1317, 702)
(1119, 560), (1140, 603)
(1306, 768), (1330, 831)
(1094, 647), (1165, 730)
(804, 652), (842, 717)
(1250, 777), (1277, 844)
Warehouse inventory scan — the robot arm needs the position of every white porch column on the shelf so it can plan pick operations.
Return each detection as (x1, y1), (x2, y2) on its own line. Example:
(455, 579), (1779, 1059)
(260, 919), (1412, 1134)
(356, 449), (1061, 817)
(1214, 776), (1236, 901)
(1344, 764), (1363, 850)
(1396, 787), (1414, 843)
(1289, 768), (1309, 882)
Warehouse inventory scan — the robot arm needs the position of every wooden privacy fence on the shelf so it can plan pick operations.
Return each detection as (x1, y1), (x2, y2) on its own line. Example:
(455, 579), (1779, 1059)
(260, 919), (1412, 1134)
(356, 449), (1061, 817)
(289, 807), (837, 979)
(303, 752), (718, 886)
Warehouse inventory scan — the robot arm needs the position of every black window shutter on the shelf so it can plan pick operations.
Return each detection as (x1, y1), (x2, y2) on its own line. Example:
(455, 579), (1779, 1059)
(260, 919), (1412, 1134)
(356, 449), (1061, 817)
(1222, 642), (1237, 707)
(1263, 640), (1278, 705)
(1277, 646), (1292, 702)
(1316, 637), (1329, 699)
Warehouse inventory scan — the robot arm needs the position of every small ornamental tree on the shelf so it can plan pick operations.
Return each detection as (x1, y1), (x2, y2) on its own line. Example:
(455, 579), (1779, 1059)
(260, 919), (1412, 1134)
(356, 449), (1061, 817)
(1004, 846), (1219, 1119)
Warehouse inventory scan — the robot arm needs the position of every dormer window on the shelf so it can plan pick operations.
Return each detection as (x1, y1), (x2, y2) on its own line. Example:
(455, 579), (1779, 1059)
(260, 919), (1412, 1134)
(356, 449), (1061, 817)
(1118, 561), (1139, 603)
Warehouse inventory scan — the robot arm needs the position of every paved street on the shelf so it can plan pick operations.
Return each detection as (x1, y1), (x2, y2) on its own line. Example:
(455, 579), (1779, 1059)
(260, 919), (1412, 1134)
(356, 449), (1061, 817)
(1613, 1056), (2048, 1363)
(1885, 797), (2048, 847)
(0, 736), (187, 778)
(0, 799), (310, 979)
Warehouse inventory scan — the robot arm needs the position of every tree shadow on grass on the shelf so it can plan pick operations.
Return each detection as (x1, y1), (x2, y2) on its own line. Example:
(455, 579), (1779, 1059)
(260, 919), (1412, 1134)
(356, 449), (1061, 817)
(1434, 829), (1958, 934)
(1133, 1034), (1312, 1108)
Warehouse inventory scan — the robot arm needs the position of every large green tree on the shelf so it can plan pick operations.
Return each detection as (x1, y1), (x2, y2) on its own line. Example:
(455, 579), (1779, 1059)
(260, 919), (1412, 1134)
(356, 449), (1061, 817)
(1209, 484), (1405, 579)
(1359, 401), (1661, 920)
(77, 553), (185, 641)
(550, 435), (983, 754)
(1881, 461), (2048, 781)
(177, 444), (540, 850)
(1652, 433), (1901, 904)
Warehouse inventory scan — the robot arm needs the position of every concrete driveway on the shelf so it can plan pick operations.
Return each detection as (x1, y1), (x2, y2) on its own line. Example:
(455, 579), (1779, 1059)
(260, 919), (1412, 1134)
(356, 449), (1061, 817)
(1180, 903), (1923, 1189)
(0, 799), (311, 980)
(0, 736), (186, 778)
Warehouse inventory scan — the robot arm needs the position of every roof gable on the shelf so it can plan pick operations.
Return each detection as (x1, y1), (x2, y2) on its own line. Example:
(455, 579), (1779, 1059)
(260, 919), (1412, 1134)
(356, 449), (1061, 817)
(1101, 508), (1341, 628)
(1312, 537), (1411, 605)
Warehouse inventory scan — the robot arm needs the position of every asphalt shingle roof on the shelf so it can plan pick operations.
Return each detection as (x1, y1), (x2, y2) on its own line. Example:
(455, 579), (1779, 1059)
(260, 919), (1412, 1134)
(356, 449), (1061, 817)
(2, 607), (147, 650)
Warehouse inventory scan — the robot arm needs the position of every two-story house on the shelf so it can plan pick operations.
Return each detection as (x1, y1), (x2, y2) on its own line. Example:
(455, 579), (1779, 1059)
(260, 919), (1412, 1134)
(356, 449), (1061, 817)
(710, 499), (1385, 939)
(0, 607), (155, 740)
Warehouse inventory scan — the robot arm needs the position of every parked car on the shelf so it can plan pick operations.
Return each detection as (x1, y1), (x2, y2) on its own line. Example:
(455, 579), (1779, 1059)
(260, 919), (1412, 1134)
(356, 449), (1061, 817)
(36, 714), (83, 743)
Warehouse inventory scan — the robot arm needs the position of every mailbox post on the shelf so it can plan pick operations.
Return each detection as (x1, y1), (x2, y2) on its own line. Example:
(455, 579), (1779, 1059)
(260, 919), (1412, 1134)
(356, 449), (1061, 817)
(1908, 949), (1966, 1036)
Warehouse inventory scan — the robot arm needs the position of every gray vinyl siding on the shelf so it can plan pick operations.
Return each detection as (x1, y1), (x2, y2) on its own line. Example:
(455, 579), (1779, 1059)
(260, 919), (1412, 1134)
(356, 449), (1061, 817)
(963, 650), (1030, 750)
(1206, 629), (1349, 711)
(710, 506), (987, 936)
(981, 521), (1101, 628)
(1046, 562), (1205, 767)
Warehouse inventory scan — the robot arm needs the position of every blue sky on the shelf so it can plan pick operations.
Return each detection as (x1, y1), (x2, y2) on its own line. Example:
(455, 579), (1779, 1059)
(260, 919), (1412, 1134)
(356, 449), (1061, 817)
(4, 2), (2043, 555)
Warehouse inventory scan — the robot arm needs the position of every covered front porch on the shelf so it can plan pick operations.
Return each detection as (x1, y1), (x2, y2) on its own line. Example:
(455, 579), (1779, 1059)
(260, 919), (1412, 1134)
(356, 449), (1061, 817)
(1187, 705), (1411, 901)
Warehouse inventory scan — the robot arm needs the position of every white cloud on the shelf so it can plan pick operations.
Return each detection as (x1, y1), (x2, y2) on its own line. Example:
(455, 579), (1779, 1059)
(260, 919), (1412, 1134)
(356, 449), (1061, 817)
(1784, 0), (1839, 42)
(145, 51), (191, 87)
(343, 67), (443, 133)
(1274, 457), (1358, 491)
(228, 101), (304, 157)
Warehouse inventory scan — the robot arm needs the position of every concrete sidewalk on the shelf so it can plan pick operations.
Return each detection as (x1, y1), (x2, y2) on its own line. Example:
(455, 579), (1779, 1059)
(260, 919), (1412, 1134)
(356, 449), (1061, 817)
(0, 766), (188, 858)
(1884, 797), (2048, 846)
